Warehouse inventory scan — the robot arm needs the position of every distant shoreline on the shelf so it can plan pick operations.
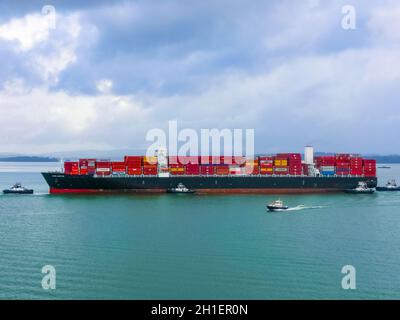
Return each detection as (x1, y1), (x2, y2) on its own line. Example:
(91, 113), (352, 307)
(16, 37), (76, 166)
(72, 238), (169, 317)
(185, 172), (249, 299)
(0, 156), (59, 162)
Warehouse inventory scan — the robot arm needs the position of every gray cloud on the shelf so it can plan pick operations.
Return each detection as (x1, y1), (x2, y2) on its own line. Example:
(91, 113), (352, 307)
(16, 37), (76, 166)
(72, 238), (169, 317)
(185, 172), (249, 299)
(0, 0), (399, 154)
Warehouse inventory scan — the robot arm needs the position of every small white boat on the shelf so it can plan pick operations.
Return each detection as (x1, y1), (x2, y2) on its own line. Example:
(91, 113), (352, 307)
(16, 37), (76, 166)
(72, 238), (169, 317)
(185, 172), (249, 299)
(167, 183), (195, 194)
(3, 183), (34, 194)
(267, 199), (289, 212)
(344, 181), (375, 194)
(376, 180), (400, 191)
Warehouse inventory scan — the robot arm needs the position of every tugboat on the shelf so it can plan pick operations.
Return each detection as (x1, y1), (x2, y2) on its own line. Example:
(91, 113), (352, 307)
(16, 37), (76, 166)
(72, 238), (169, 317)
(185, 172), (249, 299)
(3, 183), (34, 194)
(344, 181), (375, 194)
(376, 179), (400, 191)
(167, 183), (195, 194)
(267, 199), (289, 212)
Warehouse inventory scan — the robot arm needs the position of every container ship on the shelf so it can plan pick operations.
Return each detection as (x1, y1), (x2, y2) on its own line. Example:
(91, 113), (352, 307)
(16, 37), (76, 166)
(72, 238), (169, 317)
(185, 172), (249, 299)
(42, 147), (377, 194)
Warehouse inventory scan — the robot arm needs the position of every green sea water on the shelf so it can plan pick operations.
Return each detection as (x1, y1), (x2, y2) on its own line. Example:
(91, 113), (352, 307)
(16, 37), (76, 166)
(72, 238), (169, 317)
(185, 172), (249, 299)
(0, 162), (400, 299)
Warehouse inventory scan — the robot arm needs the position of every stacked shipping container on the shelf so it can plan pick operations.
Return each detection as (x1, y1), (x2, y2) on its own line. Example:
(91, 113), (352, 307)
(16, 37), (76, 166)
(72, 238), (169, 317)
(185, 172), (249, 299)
(64, 161), (79, 175)
(315, 156), (335, 175)
(363, 159), (377, 177)
(64, 152), (377, 178)
(125, 156), (142, 175)
(273, 155), (288, 175)
(350, 157), (363, 176)
(259, 156), (273, 175)
(95, 161), (111, 176)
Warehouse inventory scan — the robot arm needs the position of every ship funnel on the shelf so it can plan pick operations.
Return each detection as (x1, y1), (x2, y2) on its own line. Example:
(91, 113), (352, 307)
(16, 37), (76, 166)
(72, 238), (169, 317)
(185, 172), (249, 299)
(304, 146), (314, 165)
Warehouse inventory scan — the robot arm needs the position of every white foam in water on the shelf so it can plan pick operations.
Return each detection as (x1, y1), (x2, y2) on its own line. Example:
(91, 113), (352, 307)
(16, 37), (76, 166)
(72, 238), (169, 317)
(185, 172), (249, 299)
(285, 205), (325, 211)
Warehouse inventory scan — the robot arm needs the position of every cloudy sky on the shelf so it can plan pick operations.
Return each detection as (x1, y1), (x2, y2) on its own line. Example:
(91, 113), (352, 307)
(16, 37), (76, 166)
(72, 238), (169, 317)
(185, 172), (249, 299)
(0, 0), (399, 155)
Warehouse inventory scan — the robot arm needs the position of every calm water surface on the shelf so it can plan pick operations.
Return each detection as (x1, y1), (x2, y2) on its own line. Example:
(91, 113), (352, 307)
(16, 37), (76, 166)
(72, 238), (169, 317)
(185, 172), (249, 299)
(0, 162), (400, 299)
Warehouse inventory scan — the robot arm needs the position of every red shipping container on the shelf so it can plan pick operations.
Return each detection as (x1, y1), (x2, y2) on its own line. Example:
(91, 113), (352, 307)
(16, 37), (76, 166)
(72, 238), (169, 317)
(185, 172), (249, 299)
(259, 156), (274, 161)
(274, 156), (289, 161)
(126, 165), (142, 169)
(277, 153), (302, 162)
(289, 159), (302, 165)
(315, 156), (336, 166)
(215, 165), (229, 175)
(126, 163), (141, 170)
(169, 164), (185, 169)
(143, 166), (157, 171)
(168, 156), (197, 165)
(126, 159), (142, 164)
(143, 165), (157, 170)
(363, 160), (376, 167)
(124, 156), (143, 163)
(185, 164), (200, 169)
(185, 171), (200, 175)
(277, 153), (299, 158)
(170, 170), (185, 175)
(111, 162), (126, 172)
(79, 159), (88, 167)
(97, 171), (111, 176)
(244, 165), (259, 175)
(200, 165), (215, 175)
(143, 171), (157, 174)
(260, 171), (273, 175)
(259, 163), (273, 168)
(185, 163), (200, 175)
(127, 167), (142, 175)
(336, 154), (351, 160)
(64, 161), (78, 174)
(96, 161), (111, 168)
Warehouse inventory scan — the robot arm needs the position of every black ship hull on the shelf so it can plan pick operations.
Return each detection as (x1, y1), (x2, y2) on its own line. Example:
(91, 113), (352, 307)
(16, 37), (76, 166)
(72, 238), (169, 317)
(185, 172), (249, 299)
(42, 172), (377, 194)
(3, 189), (34, 194)
(376, 187), (400, 191)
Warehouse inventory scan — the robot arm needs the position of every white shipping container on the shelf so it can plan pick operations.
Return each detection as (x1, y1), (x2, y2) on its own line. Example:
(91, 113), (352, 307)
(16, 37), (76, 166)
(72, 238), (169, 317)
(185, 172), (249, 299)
(96, 168), (111, 172)
(229, 166), (241, 171)
(321, 166), (335, 171)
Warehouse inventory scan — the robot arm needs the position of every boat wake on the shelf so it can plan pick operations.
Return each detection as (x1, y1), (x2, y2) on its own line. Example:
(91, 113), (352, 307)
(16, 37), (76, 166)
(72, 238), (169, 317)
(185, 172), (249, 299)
(285, 205), (325, 211)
